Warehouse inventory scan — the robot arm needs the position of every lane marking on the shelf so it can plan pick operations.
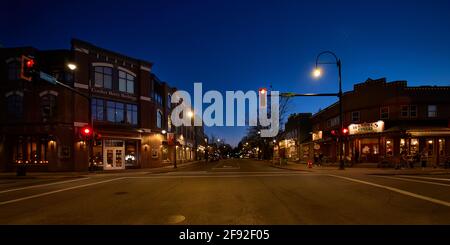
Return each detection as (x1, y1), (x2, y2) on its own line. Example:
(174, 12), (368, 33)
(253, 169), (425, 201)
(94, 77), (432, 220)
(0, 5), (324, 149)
(126, 173), (314, 179)
(0, 177), (125, 206)
(0, 177), (90, 194)
(398, 175), (450, 182)
(328, 174), (450, 208)
(373, 175), (450, 187)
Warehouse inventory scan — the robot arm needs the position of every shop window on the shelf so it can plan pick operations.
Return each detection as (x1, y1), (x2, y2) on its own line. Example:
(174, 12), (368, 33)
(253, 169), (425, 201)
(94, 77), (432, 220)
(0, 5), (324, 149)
(13, 136), (49, 164)
(426, 139), (434, 156)
(94, 66), (112, 89)
(125, 141), (138, 167)
(428, 105), (437, 118)
(107, 101), (125, 123)
(380, 106), (389, 120)
(92, 141), (103, 166)
(410, 139), (419, 155)
(386, 139), (393, 156)
(351, 111), (360, 123)
(438, 139), (445, 156)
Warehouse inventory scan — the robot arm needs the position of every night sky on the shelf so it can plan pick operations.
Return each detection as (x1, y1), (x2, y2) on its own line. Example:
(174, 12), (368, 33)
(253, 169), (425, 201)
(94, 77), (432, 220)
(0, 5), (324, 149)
(2, 0), (450, 146)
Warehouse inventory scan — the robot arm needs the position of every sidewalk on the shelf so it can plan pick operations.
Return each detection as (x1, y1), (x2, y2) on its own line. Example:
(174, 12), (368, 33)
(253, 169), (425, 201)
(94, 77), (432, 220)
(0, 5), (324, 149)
(270, 161), (450, 175)
(0, 160), (204, 179)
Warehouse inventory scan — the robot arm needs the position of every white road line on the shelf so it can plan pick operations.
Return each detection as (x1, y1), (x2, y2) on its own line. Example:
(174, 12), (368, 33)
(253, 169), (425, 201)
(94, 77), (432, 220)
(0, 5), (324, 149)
(0, 177), (125, 206)
(126, 173), (314, 179)
(373, 175), (450, 187)
(0, 177), (90, 194)
(398, 175), (450, 182)
(328, 174), (450, 208)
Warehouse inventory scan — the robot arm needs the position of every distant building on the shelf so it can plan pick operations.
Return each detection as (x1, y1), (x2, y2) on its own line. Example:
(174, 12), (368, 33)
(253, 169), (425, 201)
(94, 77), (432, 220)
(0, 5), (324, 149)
(274, 113), (312, 162)
(0, 39), (202, 172)
(311, 78), (450, 166)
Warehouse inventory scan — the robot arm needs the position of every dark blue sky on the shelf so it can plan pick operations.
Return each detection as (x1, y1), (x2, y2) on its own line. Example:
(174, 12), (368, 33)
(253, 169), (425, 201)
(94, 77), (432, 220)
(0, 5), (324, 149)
(2, 0), (450, 146)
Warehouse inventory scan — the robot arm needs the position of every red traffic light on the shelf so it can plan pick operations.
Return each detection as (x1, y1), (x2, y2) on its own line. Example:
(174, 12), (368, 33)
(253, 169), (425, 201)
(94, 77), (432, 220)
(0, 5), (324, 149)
(82, 126), (92, 136)
(26, 59), (35, 68)
(331, 130), (337, 136)
(342, 128), (349, 135)
(259, 88), (267, 95)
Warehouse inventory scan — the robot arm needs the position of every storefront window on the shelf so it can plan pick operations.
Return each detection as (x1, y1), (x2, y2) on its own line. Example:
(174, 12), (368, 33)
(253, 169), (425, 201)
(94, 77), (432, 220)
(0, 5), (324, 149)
(386, 139), (393, 156)
(439, 139), (445, 156)
(125, 141), (138, 167)
(410, 139), (419, 155)
(13, 136), (49, 164)
(427, 139), (434, 156)
(92, 141), (103, 166)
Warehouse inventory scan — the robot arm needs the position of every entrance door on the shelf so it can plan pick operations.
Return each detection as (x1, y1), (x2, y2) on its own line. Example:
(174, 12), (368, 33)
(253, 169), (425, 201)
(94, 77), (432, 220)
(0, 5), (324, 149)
(104, 147), (125, 170)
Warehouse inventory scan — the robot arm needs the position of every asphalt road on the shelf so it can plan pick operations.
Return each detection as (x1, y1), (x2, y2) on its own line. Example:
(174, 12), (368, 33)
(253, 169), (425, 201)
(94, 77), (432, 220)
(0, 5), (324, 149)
(0, 159), (449, 224)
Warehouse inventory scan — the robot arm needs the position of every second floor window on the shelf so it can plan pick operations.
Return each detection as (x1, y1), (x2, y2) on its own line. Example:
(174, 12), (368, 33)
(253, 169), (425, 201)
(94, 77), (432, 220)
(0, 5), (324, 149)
(351, 111), (360, 123)
(380, 106), (389, 120)
(8, 61), (20, 80)
(119, 71), (135, 94)
(107, 101), (124, 123)
(41, 94), (57, 121)
(92, 98), (137, 125)
(156, 110), (163, 128)
(94, 66), (112, 89)
(400, 105), (417, 118)
(6, 94), (23, 119)
(428, 105), (437, 117)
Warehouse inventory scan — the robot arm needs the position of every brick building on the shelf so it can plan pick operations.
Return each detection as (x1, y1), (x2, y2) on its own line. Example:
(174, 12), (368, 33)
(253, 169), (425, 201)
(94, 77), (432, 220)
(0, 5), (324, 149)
(311, 78), (450, 166)
(0, 39), (202, 172)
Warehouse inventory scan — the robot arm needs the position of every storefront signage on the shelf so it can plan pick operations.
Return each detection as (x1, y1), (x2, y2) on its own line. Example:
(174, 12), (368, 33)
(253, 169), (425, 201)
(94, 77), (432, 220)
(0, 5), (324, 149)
(312, 131), (322, 141)
(348, 121), (384, 135)
(91, 87), (137, 101)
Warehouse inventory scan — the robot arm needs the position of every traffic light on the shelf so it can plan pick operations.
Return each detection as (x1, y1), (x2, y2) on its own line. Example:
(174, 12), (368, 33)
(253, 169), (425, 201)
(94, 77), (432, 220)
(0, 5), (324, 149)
(259, 88), (267, 107)
(80, 126), (93, 141)
(341, 127), (349, 136)
(20, 55), (36, 81)
(330, 129), (338, 137)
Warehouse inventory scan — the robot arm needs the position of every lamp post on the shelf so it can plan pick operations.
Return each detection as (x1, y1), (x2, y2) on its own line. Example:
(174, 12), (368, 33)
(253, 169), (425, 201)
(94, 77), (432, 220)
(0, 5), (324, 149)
(313, 51), (345, 170)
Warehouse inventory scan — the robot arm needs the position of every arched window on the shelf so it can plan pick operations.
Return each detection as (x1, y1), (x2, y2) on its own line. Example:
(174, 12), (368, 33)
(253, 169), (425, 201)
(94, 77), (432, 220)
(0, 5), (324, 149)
(41, 94), (57, 121)
(156, 110), (163, 128)
(119, 70), (135, 94)
(6, 94), (23, 119)
(94, 66), (112, 89)
(7, 60), (20, 80)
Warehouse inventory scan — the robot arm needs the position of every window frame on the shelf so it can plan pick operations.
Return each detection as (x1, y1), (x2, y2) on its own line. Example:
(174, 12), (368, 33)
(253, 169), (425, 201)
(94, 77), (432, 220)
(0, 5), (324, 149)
(93, 66), (113, 89)
(351, 111), (360, 123)
(118, 70), (135, 94)
(427, 105), (437, 118)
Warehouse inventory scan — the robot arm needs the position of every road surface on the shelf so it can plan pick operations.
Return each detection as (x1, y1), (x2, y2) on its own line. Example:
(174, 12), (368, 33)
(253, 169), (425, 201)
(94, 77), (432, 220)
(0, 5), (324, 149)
(0, 159), (449, 224)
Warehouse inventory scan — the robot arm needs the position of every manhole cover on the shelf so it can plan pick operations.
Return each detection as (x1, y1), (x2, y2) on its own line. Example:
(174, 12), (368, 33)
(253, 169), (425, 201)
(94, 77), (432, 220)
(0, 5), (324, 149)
(167, 214), (186, 224)
(114, 191), (128, 195)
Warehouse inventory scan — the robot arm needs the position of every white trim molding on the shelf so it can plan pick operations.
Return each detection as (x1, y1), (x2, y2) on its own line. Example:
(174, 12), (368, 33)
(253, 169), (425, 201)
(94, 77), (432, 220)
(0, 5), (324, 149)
(74, 47), (89, 54)
(92, 62), (114, 68)
(74, 82), (89, 89)
(118, 66), (136, 77)
(5, 90), (24, 97)
(140, 65), (151, 72)
(5, 57), (20, 63)
(39, 90), (59, 97)
(140, 96), (151, 102)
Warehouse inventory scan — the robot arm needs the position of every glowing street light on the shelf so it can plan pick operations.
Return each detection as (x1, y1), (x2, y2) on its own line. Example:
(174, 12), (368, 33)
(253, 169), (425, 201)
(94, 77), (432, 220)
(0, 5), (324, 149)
(161, 130), (167, 134)
(187, 110), (194, 118)
(67, 63), (77, 71)
(312, 67), (322, 78)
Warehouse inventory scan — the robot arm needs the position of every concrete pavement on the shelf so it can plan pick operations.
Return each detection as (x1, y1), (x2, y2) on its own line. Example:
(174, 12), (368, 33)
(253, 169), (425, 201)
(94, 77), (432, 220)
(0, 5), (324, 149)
(0, 159), (449, 224)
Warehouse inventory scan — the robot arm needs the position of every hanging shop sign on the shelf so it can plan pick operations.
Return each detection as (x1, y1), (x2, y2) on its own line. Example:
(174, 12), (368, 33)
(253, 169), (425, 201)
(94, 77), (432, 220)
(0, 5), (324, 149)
(348, 121), (384, 135)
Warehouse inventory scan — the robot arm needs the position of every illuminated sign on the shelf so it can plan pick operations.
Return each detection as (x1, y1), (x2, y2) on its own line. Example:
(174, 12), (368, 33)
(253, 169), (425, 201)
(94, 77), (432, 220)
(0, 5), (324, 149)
(348, 121), (384, 135)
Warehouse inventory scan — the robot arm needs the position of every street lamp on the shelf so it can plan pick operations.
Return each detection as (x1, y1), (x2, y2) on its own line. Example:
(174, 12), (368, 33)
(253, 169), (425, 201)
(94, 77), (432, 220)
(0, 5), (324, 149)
(161, 130), (167, 135)
(67, 63), (77, 71)
(313, 51), (345, 170)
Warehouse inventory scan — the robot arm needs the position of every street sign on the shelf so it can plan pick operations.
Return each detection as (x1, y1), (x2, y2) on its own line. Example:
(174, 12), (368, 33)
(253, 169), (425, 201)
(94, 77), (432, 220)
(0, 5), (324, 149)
(39, 71), (57, 85)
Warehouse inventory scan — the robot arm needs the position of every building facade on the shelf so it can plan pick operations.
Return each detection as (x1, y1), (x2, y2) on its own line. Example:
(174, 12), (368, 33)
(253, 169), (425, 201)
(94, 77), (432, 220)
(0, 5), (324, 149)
(0, 39), (202, 172)
(311, 78), (450, 166)
(275, 113), (312, 162)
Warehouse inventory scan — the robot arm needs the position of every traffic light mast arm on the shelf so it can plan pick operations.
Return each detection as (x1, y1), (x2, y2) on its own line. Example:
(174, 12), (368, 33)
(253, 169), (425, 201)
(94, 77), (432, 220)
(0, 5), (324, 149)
(281, 92), (339, 97)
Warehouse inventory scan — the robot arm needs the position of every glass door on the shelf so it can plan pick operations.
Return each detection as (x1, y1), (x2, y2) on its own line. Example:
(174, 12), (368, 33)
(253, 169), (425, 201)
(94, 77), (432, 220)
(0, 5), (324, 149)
(104, 146), (125, 170)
